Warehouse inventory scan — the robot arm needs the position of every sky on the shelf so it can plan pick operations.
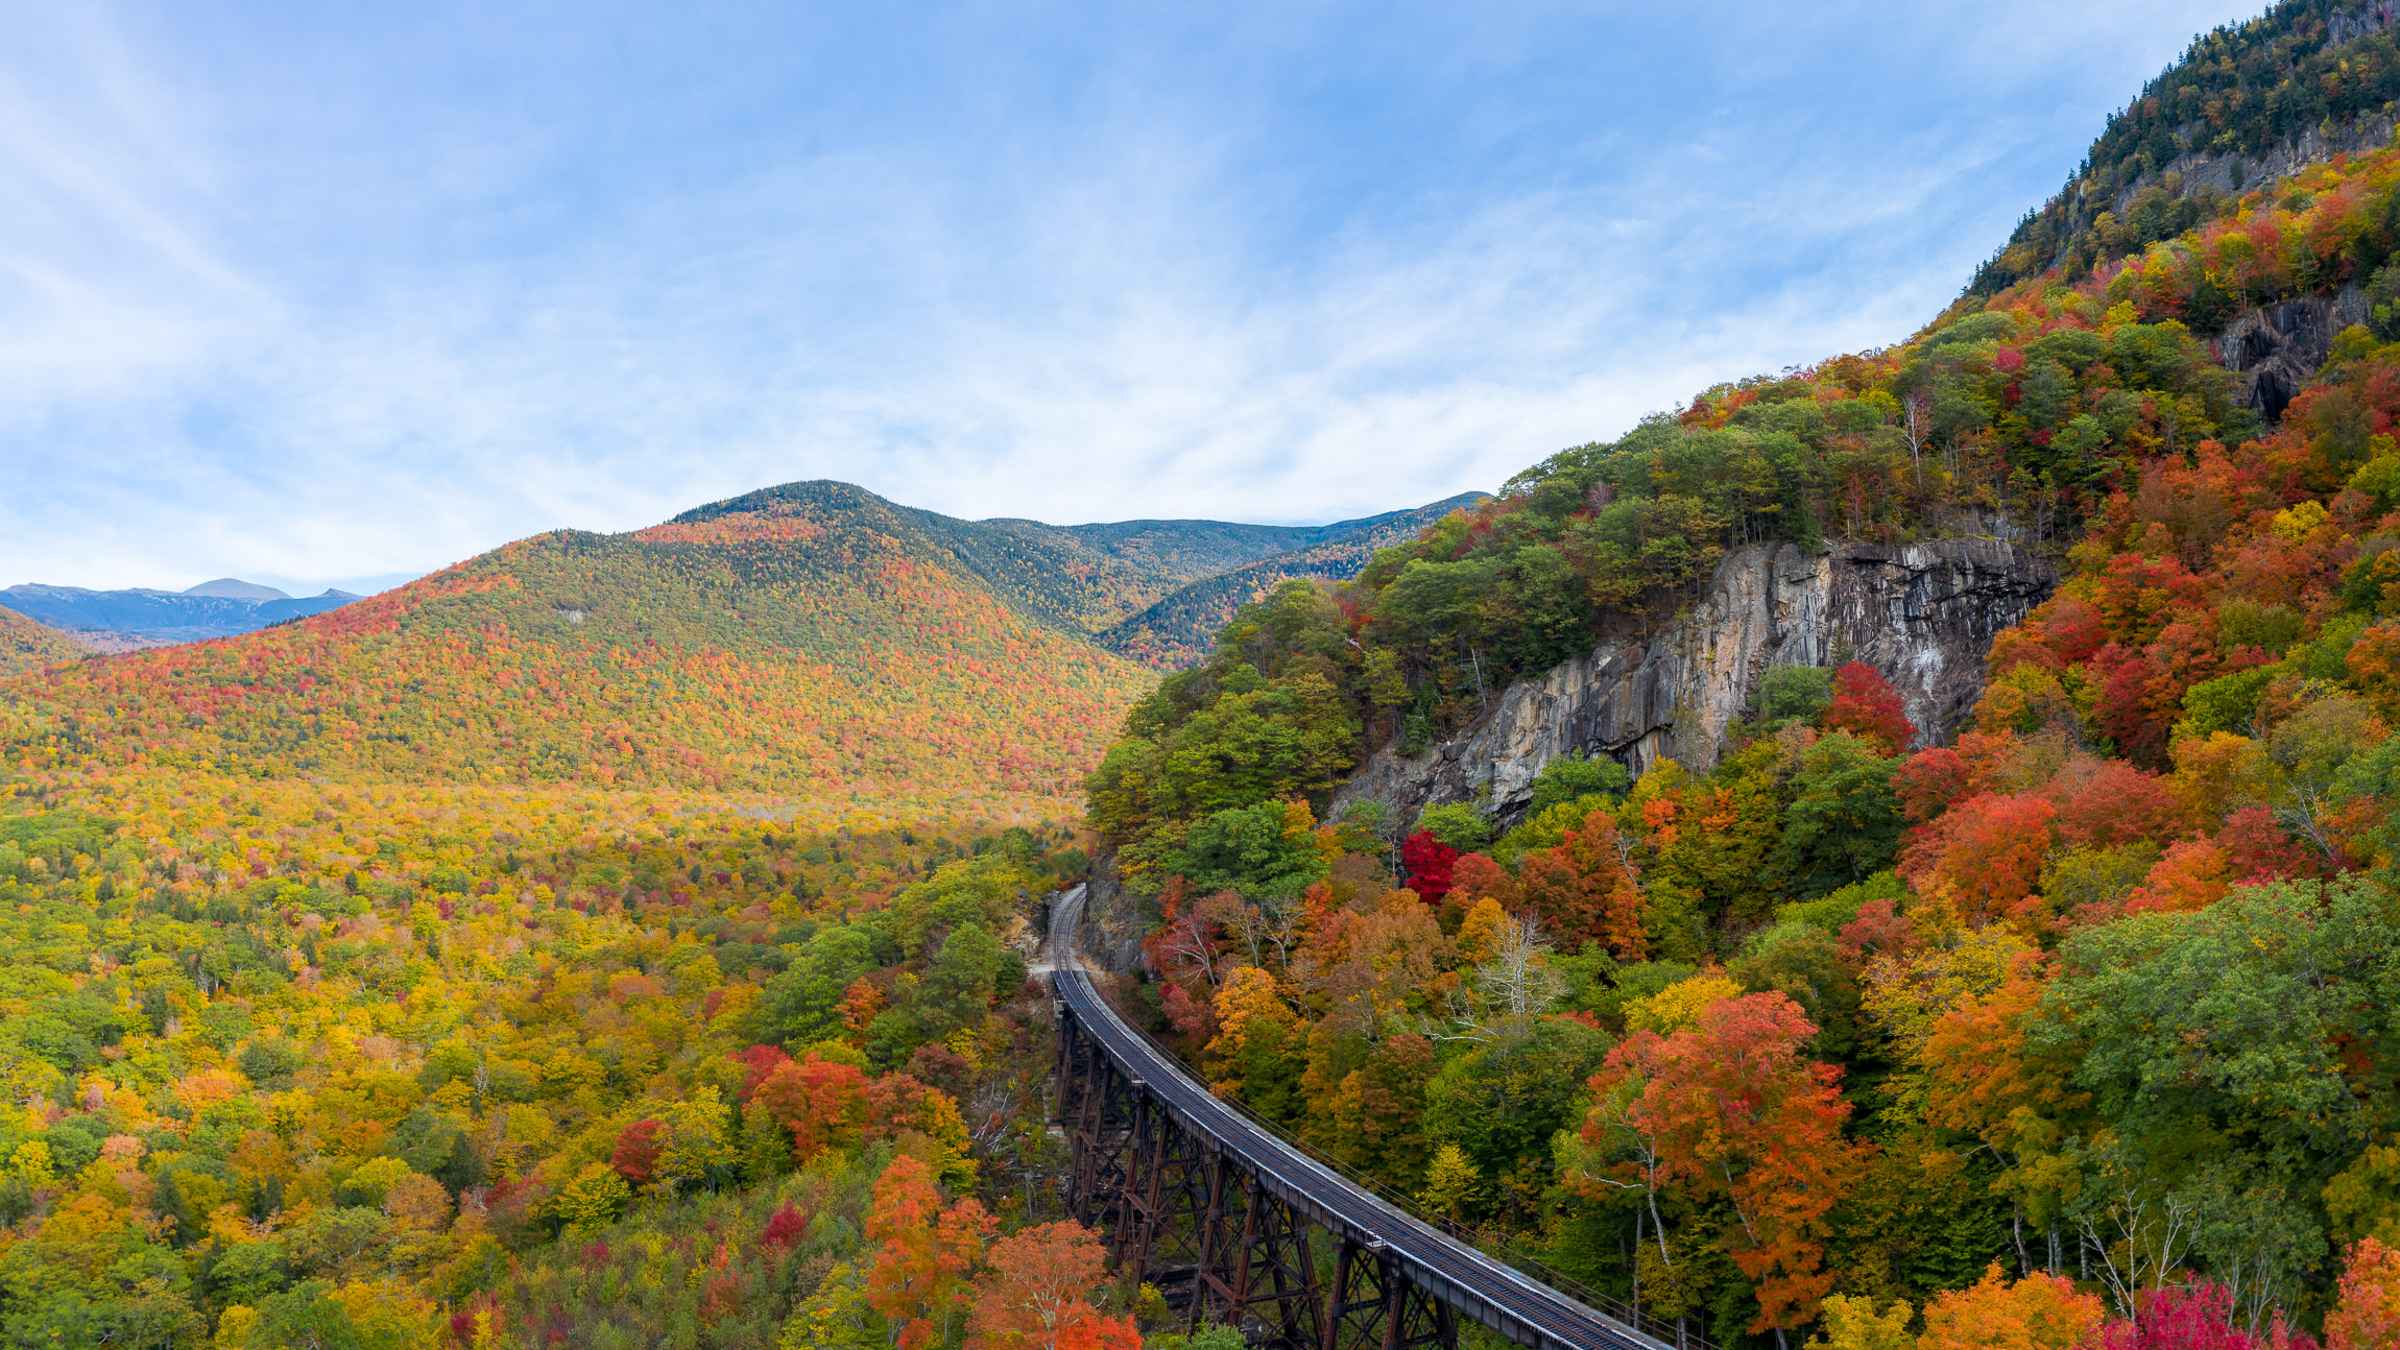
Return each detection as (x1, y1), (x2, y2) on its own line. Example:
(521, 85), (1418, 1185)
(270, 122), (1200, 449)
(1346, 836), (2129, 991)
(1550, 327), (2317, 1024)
(2, 1), (2267, 592)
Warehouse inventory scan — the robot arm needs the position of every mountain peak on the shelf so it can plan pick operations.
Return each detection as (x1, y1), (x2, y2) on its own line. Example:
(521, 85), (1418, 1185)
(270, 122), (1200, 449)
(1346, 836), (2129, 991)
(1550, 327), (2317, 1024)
(666, 480), (896, 526)
(644, 479), (1487, 659)
(183, 578), (289, 601)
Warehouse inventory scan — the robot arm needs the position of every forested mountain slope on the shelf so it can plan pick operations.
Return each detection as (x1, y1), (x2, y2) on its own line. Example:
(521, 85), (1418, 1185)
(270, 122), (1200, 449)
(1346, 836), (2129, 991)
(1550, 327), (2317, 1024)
(1083, 15), (2400, 1348)
(0, 480), (1484, 819)
(0, 497), (1154, 816)
(1095, 494), (1485, 667)
(1052, 494), (1483, 590)
(1970, 0), (2400, 298)
(0, 774), (1155, 1345)
(0, 608), (81, 678)
(0, 483), (1221, 1345)
(668, 480), (1479, 664)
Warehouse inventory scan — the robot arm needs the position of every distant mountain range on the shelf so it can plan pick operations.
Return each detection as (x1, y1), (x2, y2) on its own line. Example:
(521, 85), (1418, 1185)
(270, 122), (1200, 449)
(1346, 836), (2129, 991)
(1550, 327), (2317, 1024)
(3, 489), (1478, 663)
(0, 579), (361, 649)
(0, 479), (1480, 810)
(666, 481), (1485, 665)
(1090, 497), (1484, 666)
(182, 577), (291, 602)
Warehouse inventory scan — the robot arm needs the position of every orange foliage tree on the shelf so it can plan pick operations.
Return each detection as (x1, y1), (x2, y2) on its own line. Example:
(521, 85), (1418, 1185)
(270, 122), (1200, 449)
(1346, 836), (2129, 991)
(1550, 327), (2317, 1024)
(1516, 806), (1644, 958)
(1917, 1263), (2105, 1350)
(2328, 1237), (2400, 1350)
(964, 1221), (1141, 1350)
(1577, 992), (1862, 1335)
(866, 1154), (995, 1350)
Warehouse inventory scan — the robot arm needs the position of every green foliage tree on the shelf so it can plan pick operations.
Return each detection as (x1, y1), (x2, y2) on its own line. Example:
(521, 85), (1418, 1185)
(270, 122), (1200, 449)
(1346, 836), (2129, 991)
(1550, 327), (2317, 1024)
(1757, 665), (1835, 725)
(1527, 753), (1631, 815)
(1414, 802), (1495, 853)
(1167, 801), (1328, 905)
(1779, 732), (1904, 897)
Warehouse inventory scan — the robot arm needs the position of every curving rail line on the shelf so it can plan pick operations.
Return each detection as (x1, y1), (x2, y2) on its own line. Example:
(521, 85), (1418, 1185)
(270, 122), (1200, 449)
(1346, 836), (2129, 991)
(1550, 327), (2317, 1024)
(1047, 884), (1676, 1350)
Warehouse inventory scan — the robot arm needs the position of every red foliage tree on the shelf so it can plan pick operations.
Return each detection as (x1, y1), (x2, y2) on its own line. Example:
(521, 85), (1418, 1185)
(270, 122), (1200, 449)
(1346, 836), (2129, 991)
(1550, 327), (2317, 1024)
(1448, 851), (1518, 906)
(2091, 643), (2175, 767)
(2042, 595), (2112, 664)
(734, 1043), (793, 1103)
(1901, 792), (2056, 926)
(760, 1200), (810, 1249)
(1823, 662), (1915, 754)
(609, 1118), (663, 1186)
(752, 1054), (871, 1160)
(1400, 830), (1460, 902)
(1517, 808), (1643, 958)
(2217, 806), (2315, 882)
(2089, 1282), (2317, 1350)
(2051, 758), (2184, 849)
(1140, 878), (1227, 1043)
(1895, 746), (1971, 823)
(1836, 897), (1913, 963)
(906, 1042), (975, 1099)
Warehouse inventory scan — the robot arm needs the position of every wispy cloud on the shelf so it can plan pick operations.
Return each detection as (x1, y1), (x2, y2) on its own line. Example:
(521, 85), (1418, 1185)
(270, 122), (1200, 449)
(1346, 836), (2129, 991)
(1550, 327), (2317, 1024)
(0, 1), (2257, 588)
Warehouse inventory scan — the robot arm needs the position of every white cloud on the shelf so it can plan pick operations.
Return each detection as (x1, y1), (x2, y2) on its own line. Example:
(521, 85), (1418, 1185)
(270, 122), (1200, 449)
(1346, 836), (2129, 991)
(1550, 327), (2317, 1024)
(0, 1), (2262, 588)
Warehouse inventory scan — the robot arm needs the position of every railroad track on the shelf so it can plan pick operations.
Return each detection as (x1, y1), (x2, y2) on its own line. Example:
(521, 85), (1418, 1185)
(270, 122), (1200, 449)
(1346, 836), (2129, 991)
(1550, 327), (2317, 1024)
(1047, 883), (1685, 1350)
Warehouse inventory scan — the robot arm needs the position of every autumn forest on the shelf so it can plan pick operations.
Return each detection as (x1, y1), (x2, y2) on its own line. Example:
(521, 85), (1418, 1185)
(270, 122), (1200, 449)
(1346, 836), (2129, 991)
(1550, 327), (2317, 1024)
(15, 3), (2400, 1349)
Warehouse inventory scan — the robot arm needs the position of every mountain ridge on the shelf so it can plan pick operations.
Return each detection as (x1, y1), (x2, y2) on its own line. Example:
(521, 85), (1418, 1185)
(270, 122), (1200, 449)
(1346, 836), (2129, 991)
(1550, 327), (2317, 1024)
(182, 577), (290, 601)
(6, 483), (1476, 664)
(1094, 493), (1486, 666)
(664, 478), (1485, 662)
(0, 478), (1479, 813)
(1968, 0), (2400, 299)
(0, 581), (360, 647)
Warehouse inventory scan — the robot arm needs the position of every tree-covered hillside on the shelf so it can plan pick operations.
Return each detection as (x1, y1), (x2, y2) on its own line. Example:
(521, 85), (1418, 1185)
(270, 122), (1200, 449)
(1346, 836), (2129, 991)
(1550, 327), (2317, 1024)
(1, 502), (1153, 818)
(0, 609), (81, 679)
(668, 480), (1480, 664)
(1971, 0), (2400, 298)
(0, 772), (1166, 1347)
(1095, 494), (1486, 668)
(1091, 298), (2263, 883)
(1085, 51), (2400, 1350)
(0, 480), (1253, 1346)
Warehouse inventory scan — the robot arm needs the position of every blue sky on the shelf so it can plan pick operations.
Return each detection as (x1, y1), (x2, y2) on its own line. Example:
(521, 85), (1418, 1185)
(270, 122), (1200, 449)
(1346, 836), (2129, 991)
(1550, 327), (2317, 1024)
(3, 1), (2262, 591)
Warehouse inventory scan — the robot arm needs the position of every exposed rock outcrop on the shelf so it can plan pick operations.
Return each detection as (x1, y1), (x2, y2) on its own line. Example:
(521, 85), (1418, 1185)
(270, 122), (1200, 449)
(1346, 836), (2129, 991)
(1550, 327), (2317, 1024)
(1077, 850), (1153, 976)
(1331, 535), (2056, 827)
(1082, 532), (2056, 972)
(2217, 286), (2368, 420)
(2107, 109), (2399, 227)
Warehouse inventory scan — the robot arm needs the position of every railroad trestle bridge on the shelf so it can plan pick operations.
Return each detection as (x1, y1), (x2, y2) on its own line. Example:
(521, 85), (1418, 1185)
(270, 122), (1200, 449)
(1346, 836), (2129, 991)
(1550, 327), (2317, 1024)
(1046, 885), (1690, 1350)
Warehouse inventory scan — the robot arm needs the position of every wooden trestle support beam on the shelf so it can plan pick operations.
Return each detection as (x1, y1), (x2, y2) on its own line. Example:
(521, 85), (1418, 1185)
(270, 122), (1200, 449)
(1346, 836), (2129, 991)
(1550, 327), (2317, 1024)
(1056, 1006), (1458, 1350)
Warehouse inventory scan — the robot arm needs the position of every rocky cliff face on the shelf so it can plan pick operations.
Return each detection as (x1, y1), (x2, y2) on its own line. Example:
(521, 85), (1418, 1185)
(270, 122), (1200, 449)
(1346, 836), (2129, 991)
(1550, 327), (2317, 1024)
(1331, 536), (2056, 826)
(2107, 109), (2399, 228)
(2218, 286), (2368, 421)
(1077, 850), (1154, 976)
(1080, 533), (2056, 973)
